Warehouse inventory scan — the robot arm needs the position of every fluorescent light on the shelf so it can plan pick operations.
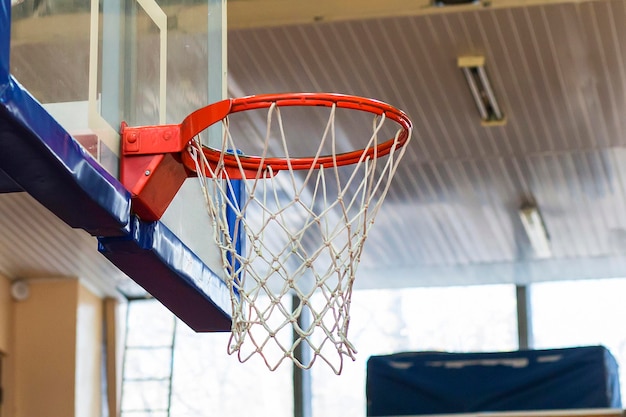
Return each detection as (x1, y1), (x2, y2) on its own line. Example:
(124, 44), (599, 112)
(519, 205), (551, 259)
(458, 56), (506, 125)
(461, 67), (489, 120)
(475, 66), (503, 120)
(434, 0), (478, 6)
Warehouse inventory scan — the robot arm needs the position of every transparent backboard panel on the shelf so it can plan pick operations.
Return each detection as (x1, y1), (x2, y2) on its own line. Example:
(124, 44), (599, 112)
(9, 0), (228, 287)
(10, 0), (225, 131)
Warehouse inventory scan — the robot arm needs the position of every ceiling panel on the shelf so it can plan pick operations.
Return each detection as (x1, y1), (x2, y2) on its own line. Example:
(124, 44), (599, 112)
(0, 192), (131, 294)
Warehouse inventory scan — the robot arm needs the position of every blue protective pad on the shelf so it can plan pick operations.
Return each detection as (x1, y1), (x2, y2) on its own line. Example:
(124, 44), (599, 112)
(367, 346), (622, 416)
(0, 90), (131, 236)
(98, 216), (231, 331)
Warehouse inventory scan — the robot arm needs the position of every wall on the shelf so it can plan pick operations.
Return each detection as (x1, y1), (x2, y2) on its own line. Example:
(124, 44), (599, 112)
(13, 279), (78, 417)
(76, 283), (103, 417)
(105, 297), (124, 417)
(0, 275), (11, 417)
(0, 275), (10, 352)
(0, 277), (110, 417)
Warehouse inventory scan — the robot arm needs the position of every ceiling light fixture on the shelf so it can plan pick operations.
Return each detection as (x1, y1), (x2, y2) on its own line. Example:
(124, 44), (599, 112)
(519, 204), (551, 259)
(458, 56), (506, 126)
(435, 0), (478, 6)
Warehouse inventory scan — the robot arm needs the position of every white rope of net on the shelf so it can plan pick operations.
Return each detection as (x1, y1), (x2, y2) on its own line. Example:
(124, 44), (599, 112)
(187, 101), (410, 374)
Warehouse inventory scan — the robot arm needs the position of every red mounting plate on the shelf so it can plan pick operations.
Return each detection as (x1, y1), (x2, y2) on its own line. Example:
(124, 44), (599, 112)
(120, 93), (412, 221)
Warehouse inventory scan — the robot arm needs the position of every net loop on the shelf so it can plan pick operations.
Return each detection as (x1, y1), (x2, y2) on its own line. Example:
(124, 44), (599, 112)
(188, 93), (412, 374)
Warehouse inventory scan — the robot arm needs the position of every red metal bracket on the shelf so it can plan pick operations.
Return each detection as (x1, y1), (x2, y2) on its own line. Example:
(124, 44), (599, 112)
(119, 99), (233, 222)
(121, 122), (185, 155)
(120, 122), (190, 221)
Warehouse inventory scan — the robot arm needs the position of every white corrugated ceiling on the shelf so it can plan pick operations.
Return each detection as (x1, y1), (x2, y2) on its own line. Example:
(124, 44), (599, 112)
(5, 0), (626, 296)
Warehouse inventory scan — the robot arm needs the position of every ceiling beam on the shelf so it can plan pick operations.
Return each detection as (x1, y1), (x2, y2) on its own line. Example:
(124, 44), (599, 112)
(9, 0), (604, 45)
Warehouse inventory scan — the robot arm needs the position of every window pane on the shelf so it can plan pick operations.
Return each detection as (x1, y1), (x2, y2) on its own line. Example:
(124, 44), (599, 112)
(123, 298), (293, 417)
(125, 300), (176, 348)
(122, 379), (171, 411)
(531, 278), (626, 401)
(170, 324), (293, 417)
(311, 285), (518, 417)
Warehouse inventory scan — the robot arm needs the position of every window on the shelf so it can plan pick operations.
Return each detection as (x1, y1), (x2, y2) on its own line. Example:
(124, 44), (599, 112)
(123, 298), (293, 417)
(531, 278), (626, 401)
(310, 285), (518, 417)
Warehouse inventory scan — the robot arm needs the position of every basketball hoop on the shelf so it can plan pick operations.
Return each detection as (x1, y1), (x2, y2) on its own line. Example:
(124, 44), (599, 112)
(185, 93), (412, 374)
(180, 93), (411, 177)
(120, 93), (412, 374)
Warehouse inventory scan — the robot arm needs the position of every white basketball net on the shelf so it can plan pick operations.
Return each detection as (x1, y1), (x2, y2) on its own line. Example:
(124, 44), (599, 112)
(188, 101), (411, 374)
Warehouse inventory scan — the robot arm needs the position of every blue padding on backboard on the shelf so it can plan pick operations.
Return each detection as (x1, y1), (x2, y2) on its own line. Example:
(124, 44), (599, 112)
(0, 0), (128, 235)
(0, 85), (232, 327)
(98, 216), (232, 331)
(0, 167), (23, 193)
(367, 346), (622, 416)
(0, 79), (131, 236)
